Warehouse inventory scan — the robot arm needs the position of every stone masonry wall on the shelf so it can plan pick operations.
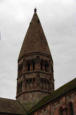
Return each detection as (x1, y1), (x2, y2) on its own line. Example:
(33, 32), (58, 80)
(33, 90), (76, 115)
(17, 91), (49, 103)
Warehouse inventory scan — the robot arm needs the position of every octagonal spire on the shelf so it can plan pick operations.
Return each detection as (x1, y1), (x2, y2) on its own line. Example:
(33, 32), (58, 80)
(19, 9), (51, 60)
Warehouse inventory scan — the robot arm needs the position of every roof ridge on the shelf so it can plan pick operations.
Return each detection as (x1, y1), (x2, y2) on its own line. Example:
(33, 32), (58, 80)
(0, 97), (15, 101)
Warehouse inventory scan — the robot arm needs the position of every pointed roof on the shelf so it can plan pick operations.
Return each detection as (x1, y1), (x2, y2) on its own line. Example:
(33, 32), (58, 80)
(19, 9), (51, 60)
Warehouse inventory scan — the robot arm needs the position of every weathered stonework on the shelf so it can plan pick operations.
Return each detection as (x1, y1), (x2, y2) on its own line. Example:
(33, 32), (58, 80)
(33, 90), (76, 115)
(16, 9), (54, 103)
(0, 9), (76, 115)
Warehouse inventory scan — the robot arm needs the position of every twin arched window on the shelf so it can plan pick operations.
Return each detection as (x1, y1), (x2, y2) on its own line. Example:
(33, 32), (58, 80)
(40, 78), (49, 89)
(27, 61), (35, 71)
(26, 78), (35, 88)
(27, 60), (49, 72)
(19, 59), (50, 72)
(40, 60), (49, 72)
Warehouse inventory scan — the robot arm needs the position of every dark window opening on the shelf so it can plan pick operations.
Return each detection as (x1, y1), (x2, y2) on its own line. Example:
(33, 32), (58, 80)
(33, 78), (35, 82)
(40, 60), (49, 72)
(40, 60), (44, 71)
(18, 64), (23, 78)
(45, 63), (49, 72)
(18, 64), (23, 72)
(59, 107), (63, 115)
(26, 78), (32, 84)
(40, 78), (49, 89)
(41, 62), (43, 70)
(59, 107), (67, 115)
(45, 64), (47, 71)
(69, 102), (74, 115)
(17, 82), (22, 94)
(40, 78), (49, 84)
(38, 19), (40, 23)
(33, 62), (35, 71)
(27, 63), (30, 71)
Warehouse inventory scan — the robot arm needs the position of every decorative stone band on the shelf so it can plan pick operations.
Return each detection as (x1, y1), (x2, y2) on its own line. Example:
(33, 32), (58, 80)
(18, 52), (52, 62)
(16, 89), (51, 98)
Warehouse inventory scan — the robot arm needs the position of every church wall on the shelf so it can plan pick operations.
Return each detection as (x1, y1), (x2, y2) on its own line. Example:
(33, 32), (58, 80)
(33, 90), (76, 115)
(17, 92), (49, 103)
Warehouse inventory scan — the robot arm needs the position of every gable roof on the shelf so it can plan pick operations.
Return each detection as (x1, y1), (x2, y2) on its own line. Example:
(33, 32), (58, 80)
(29, 78), (76, 114)
(0, 98), (27, 115)
(19, 10), (51, 60)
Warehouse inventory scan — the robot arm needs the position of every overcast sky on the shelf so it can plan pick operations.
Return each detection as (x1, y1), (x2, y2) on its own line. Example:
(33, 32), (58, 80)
(0, 0), (76, 99)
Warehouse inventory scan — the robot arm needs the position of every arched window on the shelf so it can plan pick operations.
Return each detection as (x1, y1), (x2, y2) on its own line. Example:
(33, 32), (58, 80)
(69, 102), (74, 115)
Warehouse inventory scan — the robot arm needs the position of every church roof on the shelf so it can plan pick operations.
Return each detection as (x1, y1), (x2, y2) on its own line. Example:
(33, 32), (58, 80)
(29, 78), (76, 114)
(19, 9), (51, 60)
(0, 98), (27, 115)
(0, 78), (76, 115)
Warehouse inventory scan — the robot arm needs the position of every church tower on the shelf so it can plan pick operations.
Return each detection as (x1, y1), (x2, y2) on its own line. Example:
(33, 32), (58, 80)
(16, 9), (54, 103)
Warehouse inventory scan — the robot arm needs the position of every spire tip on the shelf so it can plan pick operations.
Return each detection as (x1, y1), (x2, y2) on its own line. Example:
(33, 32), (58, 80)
(34, 8), (37, 13)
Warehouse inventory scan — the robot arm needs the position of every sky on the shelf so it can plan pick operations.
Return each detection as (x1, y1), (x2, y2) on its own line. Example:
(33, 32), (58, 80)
(0, 0), (76, 99)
